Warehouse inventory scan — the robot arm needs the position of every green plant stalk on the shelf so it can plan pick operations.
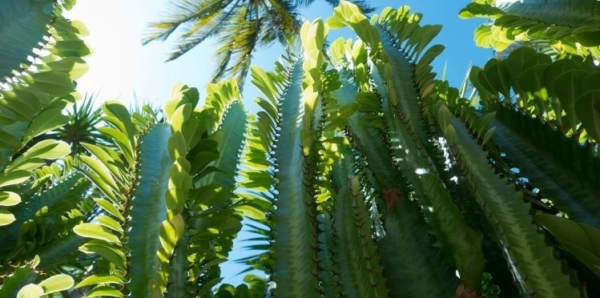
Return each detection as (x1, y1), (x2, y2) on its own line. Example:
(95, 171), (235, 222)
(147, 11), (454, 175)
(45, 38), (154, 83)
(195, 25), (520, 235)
(490, 105), (600, 229)
(434, 103), (580, 297)
(0, 173), (85, 258)
(126, 123), (172, 297)
(203, 102), (247, 189)
(371, 45), (485, 290)
(268, 60), (319, 297)
(332, 177), (389, 298)
(334, 73), (458, 297)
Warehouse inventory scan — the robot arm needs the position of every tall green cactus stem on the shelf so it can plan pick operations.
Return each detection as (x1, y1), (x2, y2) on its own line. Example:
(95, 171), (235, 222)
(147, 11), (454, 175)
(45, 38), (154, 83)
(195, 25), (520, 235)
(433, 102), (581, 298)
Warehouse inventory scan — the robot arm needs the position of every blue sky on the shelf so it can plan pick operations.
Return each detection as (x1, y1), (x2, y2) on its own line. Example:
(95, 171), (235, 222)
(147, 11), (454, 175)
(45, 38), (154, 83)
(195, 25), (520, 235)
(67, 0), (492, 286)
(67, 0), (492, 111)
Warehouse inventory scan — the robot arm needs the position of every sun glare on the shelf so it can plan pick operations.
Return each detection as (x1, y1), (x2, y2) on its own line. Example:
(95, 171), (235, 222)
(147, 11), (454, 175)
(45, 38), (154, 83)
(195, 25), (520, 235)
(65, 0), (213, 107)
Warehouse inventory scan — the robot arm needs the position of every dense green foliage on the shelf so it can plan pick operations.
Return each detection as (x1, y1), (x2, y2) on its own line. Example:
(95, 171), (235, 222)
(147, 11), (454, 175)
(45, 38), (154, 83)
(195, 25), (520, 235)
(460, 0), (600, 57)
(1, 0), (600, 297)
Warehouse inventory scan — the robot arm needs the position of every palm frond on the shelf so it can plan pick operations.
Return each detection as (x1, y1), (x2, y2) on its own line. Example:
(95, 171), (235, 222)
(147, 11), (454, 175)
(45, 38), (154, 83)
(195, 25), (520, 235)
(145, 0), (302, 85)
(323, 0), (375, 13)
(210, 7), (261, 85)
(166, 1), (242, 61)
(142, 0), (235, 45)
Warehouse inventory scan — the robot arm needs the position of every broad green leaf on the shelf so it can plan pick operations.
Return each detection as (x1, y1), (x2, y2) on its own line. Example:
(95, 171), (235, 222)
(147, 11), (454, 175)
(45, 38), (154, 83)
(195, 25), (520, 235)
(235, 284), (251, 298)
(437, 104), (452, 129)
(506, 47), (537, 91)
(25, 72), (74, 97)
(98, 127), (134, 165)
(255, 98), (278, 123)
(0, 96), (34, 121)
(475, 112), (496, 136)
(0, 171), (30, 188)
(86, 286), (123, 297)
(0, 265), (36, 297)
(190, 151), (219, 175)
(41, 57), (89, 80)
(97, 215), (123, 233)
(518, 64), (549, 105)
(181, 86), (200, 107)
(8, 140), (70, 172)
(158, 213), (184, 260)
(75, 275), (123, 289)
(469, 66), (493, 99)
(473, 25), (511, 51)
(417, 44), (444, 73)
(575, 30), (600, 47)
(351, 39), (367, 65)
(582, 72), (600, 93)
(38, 274), (74, 294)
(0, 130), (21, 149)
(554, 70), (587, 131)
(474, 66), (496, 96)
(0, 191), (20, 206)
(80, 240), (126, 268)
(414, 25), (442, 59)
(485, 60), (511, 99)
(251, 66), (278, 103)
(458, 3), (504, 19)
(189, 213), (242, 239)
(94, 198), (125, 222)
(79, 155), (119, 190)
(482, 127), (496, 144)
(170, 103), (192, 134)
(544, 59), (579, 98)
(326, 15), (346, 29)
(81, 170), (119, 204)
(23, 108), (68, 143)
(535, 214), (600, 278)
(73, 223), (121, 244)
(82, 143), (125, 181)
(57, 19), (90, 36)
(50, 40), (92, 57)
(16, 284), (44, 298)
(168, 131), (187, 161)
(575, 90), (600, 142)
(61, 0), (77, 10)
(1, 88), (48, 110)
(0, 209), (16, 226)
(235, 200), (270, 220)
(522, 53), (552, 71)
(190, 184), (230, 210)
(103, 101), (135, 143)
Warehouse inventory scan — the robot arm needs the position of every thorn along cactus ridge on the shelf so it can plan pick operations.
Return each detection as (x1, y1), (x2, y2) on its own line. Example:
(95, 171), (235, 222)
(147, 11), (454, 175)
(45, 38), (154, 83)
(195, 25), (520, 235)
(1, 0), (600, 297)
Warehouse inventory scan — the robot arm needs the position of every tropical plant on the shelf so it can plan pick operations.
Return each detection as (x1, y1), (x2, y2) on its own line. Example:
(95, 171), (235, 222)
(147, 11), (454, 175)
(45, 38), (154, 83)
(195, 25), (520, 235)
(2, 0), (600, 298)
(0, 0), (94, 296)
(459, 0), (600, 57)
(27, 94), (111, 155)
(142, 0), (373, 85)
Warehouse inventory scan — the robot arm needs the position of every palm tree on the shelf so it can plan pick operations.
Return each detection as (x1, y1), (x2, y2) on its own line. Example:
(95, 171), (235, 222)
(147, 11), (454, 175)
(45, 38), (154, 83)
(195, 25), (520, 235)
(142, 0), (373, 86)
